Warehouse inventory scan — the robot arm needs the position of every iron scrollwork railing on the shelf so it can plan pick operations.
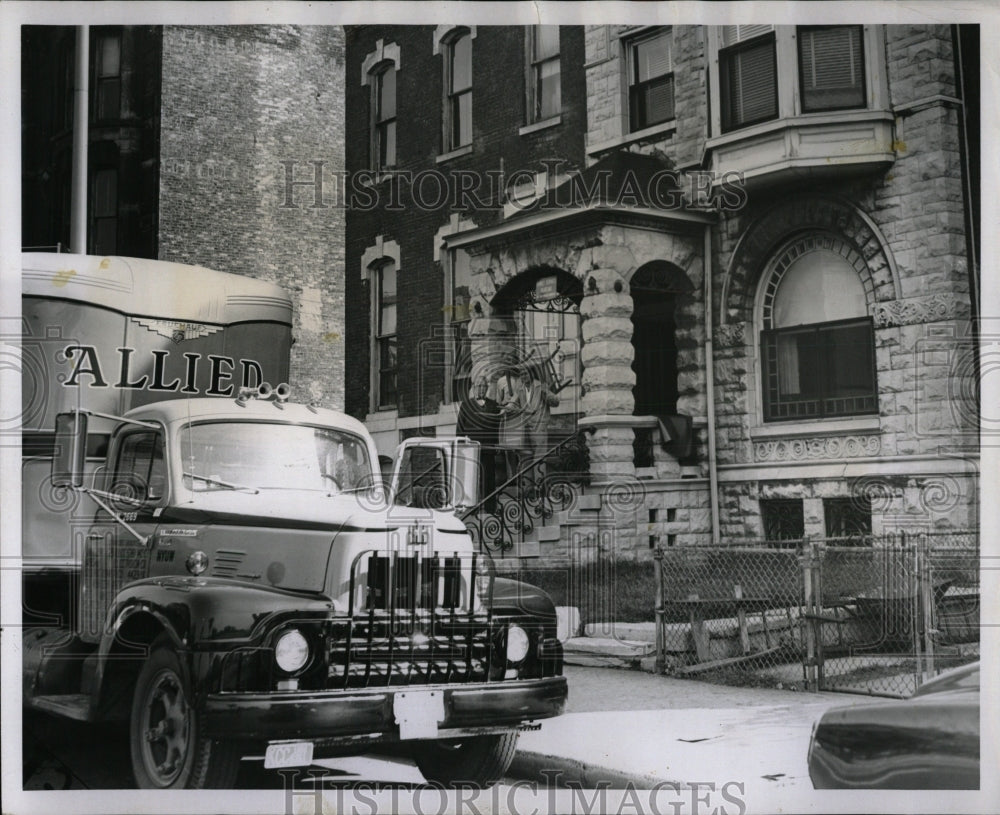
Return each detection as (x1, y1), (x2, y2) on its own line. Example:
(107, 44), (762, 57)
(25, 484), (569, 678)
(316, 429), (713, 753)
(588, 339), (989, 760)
(460, 429), (592, 555)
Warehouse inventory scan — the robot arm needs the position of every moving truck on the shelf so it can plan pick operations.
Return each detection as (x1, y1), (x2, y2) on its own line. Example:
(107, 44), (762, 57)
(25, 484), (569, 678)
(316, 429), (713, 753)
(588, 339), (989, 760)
(20, 253), (566, 789)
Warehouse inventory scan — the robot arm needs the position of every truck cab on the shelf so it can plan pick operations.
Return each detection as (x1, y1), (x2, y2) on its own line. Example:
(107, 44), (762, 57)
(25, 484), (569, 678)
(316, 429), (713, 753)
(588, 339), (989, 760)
(21, 254), (567, 790)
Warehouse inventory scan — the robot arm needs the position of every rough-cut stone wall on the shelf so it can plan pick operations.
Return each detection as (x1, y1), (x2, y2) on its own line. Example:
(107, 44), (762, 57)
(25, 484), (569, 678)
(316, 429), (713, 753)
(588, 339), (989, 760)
(159, 25), (346, 409)
(584, 26), (707, 169)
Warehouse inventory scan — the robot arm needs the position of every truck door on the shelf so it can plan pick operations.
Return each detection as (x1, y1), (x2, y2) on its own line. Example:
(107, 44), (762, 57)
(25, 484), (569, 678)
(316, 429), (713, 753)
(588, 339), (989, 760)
(79, 428), (166, 643)
(390, 438), (480, 511)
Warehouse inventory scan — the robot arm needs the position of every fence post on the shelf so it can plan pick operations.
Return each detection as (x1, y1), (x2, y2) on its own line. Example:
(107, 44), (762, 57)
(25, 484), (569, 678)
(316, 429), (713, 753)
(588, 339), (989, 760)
(801, 537), (818, 692)
(918, 535), (935, 681)
(653, 547), (666, 675)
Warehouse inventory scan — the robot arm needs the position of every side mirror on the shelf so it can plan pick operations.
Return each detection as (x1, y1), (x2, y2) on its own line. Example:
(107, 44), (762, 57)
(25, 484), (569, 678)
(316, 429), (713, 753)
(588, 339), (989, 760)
(52, 411), (88, 488)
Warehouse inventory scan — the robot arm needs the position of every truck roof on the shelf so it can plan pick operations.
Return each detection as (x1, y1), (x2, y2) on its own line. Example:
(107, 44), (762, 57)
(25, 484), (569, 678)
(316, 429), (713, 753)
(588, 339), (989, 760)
(22, 253), (292, 326)
(123, 397), (373, 440)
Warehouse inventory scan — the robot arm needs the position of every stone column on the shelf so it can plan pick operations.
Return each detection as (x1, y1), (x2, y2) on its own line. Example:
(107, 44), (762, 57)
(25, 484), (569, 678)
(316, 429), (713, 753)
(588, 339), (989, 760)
(579, 264), (636, 482)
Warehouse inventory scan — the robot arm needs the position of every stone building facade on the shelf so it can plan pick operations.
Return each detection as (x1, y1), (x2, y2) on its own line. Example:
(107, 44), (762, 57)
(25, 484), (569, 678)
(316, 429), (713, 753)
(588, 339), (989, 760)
(21, 25), (346, 409)
(345, 23), (981, 563)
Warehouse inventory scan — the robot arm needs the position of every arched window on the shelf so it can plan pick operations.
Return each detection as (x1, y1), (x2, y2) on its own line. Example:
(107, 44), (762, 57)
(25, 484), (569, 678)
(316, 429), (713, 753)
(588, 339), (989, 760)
(759, 234), (877, 421)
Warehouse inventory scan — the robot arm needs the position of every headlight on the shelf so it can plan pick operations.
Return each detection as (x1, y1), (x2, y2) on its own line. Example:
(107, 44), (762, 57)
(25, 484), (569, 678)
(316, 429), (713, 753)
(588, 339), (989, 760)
(185, 550), (208, 576)
(474, 553), (494, 601)
(506, 624), (530, 664)
(275, 629), (310, 673)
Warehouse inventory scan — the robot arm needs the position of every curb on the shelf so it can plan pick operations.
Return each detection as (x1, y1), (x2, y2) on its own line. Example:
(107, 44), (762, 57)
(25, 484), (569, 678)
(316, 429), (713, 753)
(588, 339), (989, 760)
(509, 749), (674, 790)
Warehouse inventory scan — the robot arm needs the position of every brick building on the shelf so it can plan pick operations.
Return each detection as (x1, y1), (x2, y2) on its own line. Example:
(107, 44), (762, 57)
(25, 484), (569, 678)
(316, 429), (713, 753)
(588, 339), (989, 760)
(344, 23), (979, 563)
(21, 25), (346, 408)
(343, 24), (589, 456)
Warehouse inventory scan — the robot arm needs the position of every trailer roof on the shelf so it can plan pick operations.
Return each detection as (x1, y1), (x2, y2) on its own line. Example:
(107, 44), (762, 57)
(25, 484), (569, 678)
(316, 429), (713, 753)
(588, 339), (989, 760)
(22, 253), (293, 326)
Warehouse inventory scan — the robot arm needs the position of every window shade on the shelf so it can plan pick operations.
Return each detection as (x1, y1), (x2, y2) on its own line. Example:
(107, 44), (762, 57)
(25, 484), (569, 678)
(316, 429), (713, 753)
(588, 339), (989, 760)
(799, 26), (865, 111)
(722, 35), (777, 130)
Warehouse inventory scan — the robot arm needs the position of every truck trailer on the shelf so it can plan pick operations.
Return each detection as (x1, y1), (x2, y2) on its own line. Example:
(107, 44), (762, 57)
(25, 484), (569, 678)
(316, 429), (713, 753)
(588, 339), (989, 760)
(20, 253), (567, 789)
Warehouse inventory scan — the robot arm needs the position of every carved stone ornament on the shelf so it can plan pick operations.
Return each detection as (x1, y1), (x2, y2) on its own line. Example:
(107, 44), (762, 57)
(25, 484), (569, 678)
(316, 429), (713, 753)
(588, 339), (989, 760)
(714, 322), (746, 347)
(754, 434), (881, 462)
(873, 295), (965, 328)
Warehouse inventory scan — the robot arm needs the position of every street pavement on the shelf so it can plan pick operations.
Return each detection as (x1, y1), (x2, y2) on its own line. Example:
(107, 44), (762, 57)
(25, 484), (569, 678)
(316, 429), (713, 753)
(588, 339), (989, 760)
(20, 664), (885, 813)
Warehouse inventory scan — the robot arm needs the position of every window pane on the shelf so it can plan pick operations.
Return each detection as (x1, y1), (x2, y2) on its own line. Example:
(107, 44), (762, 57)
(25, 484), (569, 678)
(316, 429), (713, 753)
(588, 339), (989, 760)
(722, 25), (773, 48)
(96, 78), (121, 120)
(450, 33), (471, 92)
(536, 59), (561, 119)
(94, 169), (117, 216)
(799, 26), (864, 111)
(533, 26), (560, 60)
(722, 37), (777, 130)
(379, 120), (396, 168)
(93, 219), (117, 256)
(772, 249), (867, 327)
(761, 499), (804, 544)
(634, 30), (671, 82)
(378, 67), (396, 120)
(98, 35), (120, 77)
(379, 264), (397, 335)
(453, 91), (472, 146)
(824, 497), (872, 541)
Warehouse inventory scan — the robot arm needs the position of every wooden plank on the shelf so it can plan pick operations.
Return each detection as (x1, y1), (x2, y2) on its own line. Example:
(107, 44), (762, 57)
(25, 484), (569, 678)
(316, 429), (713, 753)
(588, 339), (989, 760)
(734, 584), (750, 655)
(687, 593), (712, 662)
(677, 646), (783, 676)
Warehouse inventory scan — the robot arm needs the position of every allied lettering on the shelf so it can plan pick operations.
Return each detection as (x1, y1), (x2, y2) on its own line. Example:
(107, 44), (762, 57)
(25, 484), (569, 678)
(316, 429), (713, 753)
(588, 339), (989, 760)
(63, 345), (108, 387)
(240, 359), (263, 389)
(114, 348), (149, 390)
(149, 350), (181, 392)
(181, 352), (200, 394)
(207, 355), (235, 396)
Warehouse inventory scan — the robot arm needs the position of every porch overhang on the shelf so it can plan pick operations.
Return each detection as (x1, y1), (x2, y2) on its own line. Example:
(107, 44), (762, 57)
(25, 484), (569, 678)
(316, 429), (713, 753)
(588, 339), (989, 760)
(444, 203), (715, 254)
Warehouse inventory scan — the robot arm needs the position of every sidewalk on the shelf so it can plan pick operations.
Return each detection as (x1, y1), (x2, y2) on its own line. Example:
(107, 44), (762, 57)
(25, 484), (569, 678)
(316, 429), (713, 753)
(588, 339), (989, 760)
(510, 665), (867, 807)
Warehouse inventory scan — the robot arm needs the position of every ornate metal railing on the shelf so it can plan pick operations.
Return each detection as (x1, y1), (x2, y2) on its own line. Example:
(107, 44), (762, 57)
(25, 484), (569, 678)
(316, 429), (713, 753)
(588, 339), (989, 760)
(460, 429), (592, 555)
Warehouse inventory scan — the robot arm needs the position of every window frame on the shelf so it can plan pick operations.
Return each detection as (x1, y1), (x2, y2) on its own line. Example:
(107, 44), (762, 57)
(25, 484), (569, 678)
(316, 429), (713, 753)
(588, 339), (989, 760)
(823, 496), (873, 543)
(760, 498), (805, 546)
(760, 315), (878, 422)
(797, 25), (866, 114)
(444, 28), (473, 152)
(370, 62), (397, 172)
(92, 29), (122, 123)
(719, 29), (779, 133)
(526, 25), (561, 124)
(626, 27), (675, 132)
(373, 260), (398, 410)
(445, 247), (472, 404)
(112, 429), (167, 504)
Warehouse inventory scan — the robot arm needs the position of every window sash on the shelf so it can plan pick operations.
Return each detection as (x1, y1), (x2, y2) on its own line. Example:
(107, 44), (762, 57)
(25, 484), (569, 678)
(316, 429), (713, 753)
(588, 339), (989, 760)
(798, 26), (865, 112)
(720, 33), (778, 132)
(628, 29), (674, 131)
(449, 89), (472, 148)
(94, 33), (121, 121)
(761, 317), (877, 421)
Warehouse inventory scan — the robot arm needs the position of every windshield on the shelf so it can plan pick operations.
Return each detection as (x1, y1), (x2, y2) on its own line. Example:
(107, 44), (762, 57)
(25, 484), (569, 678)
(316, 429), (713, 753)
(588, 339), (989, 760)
(180, 422), (374, 493)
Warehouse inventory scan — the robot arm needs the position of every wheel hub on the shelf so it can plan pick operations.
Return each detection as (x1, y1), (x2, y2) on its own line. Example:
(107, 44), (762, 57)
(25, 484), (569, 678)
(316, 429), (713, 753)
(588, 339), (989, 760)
(141, 668), (191, 785)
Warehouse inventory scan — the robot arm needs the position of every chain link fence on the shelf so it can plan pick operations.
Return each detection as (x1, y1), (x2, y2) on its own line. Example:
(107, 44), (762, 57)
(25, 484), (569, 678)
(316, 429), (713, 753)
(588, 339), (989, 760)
(653, 531), (979, 696)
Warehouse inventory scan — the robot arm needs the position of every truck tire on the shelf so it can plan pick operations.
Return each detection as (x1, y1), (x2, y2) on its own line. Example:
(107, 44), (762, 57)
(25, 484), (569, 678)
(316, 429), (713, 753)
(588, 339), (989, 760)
(413, 732), (519, 789)
(129, 638), (241, 789)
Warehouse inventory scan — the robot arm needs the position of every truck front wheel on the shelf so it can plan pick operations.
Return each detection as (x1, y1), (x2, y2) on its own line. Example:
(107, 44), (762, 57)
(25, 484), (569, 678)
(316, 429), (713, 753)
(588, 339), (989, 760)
(129, 639), (240, 789)
(413, 732), (519, 789)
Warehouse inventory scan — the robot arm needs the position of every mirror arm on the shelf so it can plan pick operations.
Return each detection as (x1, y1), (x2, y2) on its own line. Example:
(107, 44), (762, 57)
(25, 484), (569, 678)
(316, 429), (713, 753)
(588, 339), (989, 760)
(78, 487), (151, 547)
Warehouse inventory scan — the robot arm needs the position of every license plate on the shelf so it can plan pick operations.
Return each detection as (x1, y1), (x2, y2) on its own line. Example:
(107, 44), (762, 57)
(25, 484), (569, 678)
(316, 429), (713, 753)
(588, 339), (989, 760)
(393, 690), (444, 740)
(264, 741), (314, 769)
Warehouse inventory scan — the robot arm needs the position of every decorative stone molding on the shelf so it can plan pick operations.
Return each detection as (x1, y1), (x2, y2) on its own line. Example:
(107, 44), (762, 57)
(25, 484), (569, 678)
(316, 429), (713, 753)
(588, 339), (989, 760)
(754, 434), (882, 462)
(722, 195), (900, 324)
(432, 25), (476, 55)
(361, 39), (400, 83)
(714, 322), (746, 347)
(873, 294), (968, 328)
(360, 235), (400, 280)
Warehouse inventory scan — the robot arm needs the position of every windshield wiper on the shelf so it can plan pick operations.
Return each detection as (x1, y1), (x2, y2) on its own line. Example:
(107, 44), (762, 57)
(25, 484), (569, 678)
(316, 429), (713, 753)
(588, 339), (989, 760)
(183, 471), (260, 494)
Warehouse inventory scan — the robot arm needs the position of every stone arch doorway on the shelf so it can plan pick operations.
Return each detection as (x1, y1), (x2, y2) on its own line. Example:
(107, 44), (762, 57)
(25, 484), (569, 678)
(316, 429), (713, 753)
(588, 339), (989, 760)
(630, 261), (693, 417)
(490, 266), (584, 396)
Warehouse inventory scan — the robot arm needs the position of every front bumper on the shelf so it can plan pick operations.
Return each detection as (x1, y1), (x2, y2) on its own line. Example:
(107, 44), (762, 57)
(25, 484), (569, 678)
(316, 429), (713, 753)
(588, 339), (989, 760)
(201, 675), (567, 742)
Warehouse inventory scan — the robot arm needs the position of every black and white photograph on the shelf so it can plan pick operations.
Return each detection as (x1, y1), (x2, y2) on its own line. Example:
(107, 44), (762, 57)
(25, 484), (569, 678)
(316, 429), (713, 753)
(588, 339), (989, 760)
(1, 2), (996, 814)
